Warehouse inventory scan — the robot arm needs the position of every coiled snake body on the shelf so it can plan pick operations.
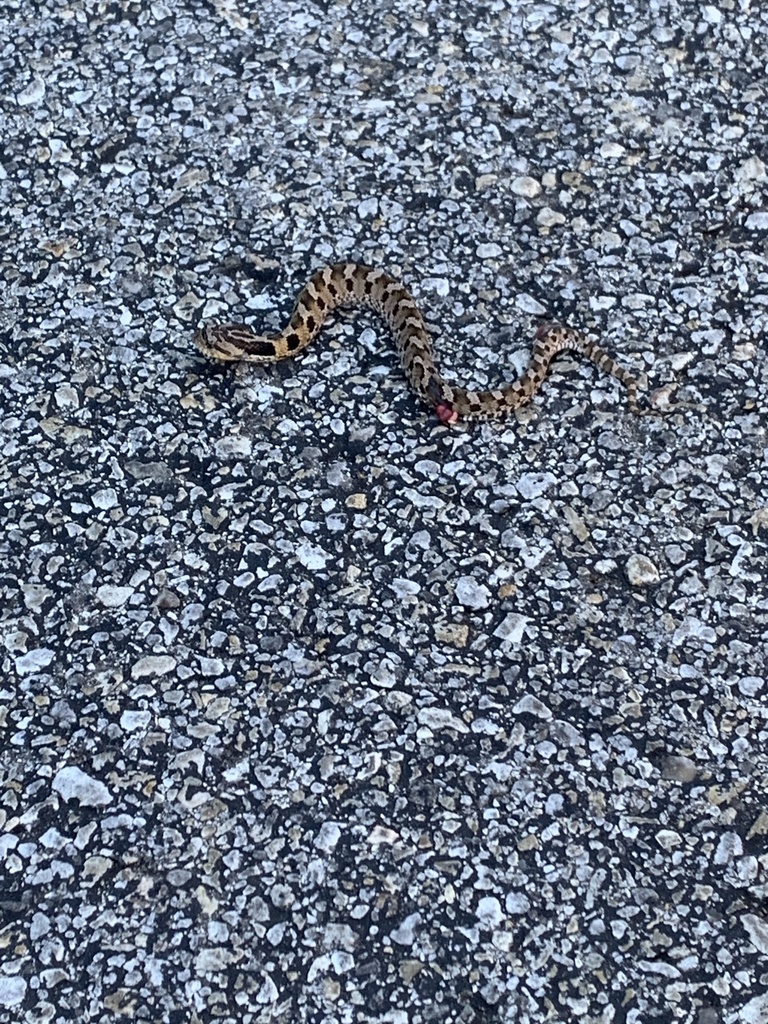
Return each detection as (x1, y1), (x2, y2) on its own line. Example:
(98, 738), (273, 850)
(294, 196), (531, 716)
(195, 262), (645, 423)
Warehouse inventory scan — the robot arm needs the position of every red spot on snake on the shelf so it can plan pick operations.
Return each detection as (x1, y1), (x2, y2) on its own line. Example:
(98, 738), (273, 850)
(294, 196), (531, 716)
(435, 403), (459, 424)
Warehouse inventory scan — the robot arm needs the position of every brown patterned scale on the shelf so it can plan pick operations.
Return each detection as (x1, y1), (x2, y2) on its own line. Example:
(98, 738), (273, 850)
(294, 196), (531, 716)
(194, 262), (647, 423)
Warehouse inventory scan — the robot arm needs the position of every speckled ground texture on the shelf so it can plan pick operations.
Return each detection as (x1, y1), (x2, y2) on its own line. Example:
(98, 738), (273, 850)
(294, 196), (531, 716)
(2, 1), (767, 1022)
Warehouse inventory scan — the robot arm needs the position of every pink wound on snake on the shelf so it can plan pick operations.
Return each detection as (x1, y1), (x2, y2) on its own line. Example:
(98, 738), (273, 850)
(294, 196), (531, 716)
(435, 403), (459, 424)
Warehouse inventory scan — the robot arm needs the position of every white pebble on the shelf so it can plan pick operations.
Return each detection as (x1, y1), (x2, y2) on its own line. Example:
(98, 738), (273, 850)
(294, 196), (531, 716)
(21, 584), (51, 612)
(741, 913), (768, 955)
(390, 912), (421, 946)
(746, 211), (768, 231)
(15, 648), (55, 675)
(477, 242), (503, 258)
(96, 585), (134, 607)
(131, 654), (177, 678)
(0, 977), (26, 1007)
(672, 286), (702, 307)
(476, 896), (503, 929)
(195, 948), (233, 972)
(739, 676), (764, 696)
(714, 832), (743, 864)
(17, 77), (45, 105)
(736, 156), (766, 181)
(537, 207), (566, 227)
(739, 994), (768, 1023)
(511, 694), (552, 719)
(515, 471), (556, 499)
(215, 435), (252, 458)
(492, 613), (529, 644)
(30, 912), (50, 939)
(422, 276), (450, 296)
(625, 554), (660, 586)
(514, 293), (547, 315)
(510, 175), (541, 197)
(53, 766), (112, 806)
(92, 487), (118, 509)
(390, 578), (421, 598)
(314, 822), (342, 853)
(655, 829), (682, 851)
(505, 892), (531, 914)
(454, 575), (491, 609)
(199, 656), (225, 676)
(296, 541), (329, 570)
(417, 707), (469, 733)
(357, 197), (378, 217)
(120, 710), (152, 731)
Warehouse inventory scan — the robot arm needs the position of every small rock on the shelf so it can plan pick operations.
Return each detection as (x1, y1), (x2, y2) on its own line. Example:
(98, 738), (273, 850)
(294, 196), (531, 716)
(511, 175), (541, 197)
(655, 829), (682, 851)
(662, 755), (697, 782)
(0, 977), (27, 1007)
(357, 197), (378, 217)
(17, 77), (45, 105)
(741, 210), (765, 230)
(625, 553), (660, 586)
(131, 655), (177, 679)
(515, 472), (556, 499)
(713, 832), (743, 865)
(96, 585), (134, 607)
(492, 614), (529, 643)
(537, 207), (566, 227)
(120, 710), (152, 731)
(199, 657), (225, 676)
(742, 913), (768, 955)
(314, 822), (342, 853)
(367, 825), (399, 845)
(736, 155), (766, 181)
(391, 912), (421, 946)
(215, 435), (252, 458)
(505, 892), (531, 915)
(434, 623), (469, 647)
(15, 648), (55, 675)
(92, 487), (118, 509)
(477, 242), (503, 258)
(30, 912), (50, 939)
(195, 948), (234, 972)
(417, 707), (469, 733)
(83, 855), (114, 882)
(738, 993), (768, 1023)
(21, 584), (52, 612)
(296, 541), (329, 570)
(454, 576), (491, 609)
(511, 695), (552, 719)
(476, 896), (503, 929)
(53, 766), (112, 806)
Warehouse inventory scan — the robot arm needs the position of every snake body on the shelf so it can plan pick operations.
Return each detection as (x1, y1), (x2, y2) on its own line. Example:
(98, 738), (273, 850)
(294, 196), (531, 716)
(194, 263), (644, 423)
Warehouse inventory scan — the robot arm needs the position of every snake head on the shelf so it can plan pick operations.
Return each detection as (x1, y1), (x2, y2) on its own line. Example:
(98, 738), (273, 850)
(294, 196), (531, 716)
(195, 324), (280, 361)
(194, 325), (244, 361)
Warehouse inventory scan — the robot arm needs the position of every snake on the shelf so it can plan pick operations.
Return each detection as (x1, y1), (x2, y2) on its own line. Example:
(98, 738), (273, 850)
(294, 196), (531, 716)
(194, 262), (647, 423)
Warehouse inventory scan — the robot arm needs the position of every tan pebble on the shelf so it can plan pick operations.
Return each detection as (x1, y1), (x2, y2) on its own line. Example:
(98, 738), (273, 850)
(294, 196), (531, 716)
(434, 623), (469, 647)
